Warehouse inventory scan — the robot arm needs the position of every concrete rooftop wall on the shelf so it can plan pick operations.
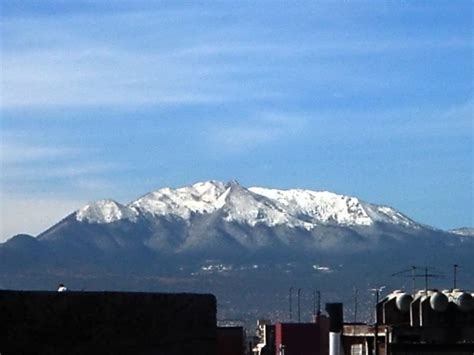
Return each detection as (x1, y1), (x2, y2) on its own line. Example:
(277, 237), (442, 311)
(0, 290), (216, 355)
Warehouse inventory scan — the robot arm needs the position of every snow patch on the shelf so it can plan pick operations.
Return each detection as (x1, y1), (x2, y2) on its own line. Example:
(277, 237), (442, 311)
(129, 180), (227, 218)
(450, 228), (474, 237)
(76, 199), (138, 224)
(249, 188), (374, 226)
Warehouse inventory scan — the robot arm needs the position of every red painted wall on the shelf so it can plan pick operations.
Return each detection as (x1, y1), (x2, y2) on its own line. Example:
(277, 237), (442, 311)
(217, 326), (245, 355)
(275, 317), (329, 355)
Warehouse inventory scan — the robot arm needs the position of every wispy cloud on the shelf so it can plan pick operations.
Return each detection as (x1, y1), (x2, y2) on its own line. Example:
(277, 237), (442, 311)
(0, 138), (124, 196)
(0, 139), (124, 241)
(0, 142), (74, 164)
(2, 162), (120, 180)
(74, 177), (118, 192)
(2, 3), (470, 109)
(208, 112), (308, 153)
(322, 98), (474, 139)
(2, 43), (289, 108)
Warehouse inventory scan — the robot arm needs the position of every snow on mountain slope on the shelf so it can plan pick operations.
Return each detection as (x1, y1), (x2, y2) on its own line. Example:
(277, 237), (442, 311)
(248, 187), (417, 227)
(129, 180), (228, 218)
(450, 228), (474, 237)
(249, 188), (373, 226)
(76, 199), (138, 224)
(215, 181), (303, 227)
(362, 204), (418, 227)
(74, 180), (420, 229)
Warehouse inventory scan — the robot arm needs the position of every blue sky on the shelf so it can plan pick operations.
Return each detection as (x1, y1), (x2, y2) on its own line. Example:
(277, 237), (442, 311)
(0, 1), (472, 241)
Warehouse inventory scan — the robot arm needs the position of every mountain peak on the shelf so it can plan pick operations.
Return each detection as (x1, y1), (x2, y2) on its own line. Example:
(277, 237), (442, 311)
(129, 181), (227, 218)
(225, 179), (241, 188)
(76, 199), (138, 224)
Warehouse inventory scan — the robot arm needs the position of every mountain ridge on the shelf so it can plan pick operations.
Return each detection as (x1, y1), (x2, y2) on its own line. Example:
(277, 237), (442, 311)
(73, 180), (422, 231)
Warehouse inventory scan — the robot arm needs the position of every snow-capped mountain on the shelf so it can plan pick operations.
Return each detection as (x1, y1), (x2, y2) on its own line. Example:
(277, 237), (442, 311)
(0, 179), (471, 332)
(75, 180), (418, 230)
(12, 178), (446, 262)
(2, 180), (472, 274)
(1, 180), (472, 321)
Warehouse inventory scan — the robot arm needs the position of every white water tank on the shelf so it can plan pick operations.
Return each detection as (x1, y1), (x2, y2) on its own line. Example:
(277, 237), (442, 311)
(453, 292), (474, 312)
(329, 332), (341, 355)
(395, 293), (413, 313)
(430, 292), (448, 312)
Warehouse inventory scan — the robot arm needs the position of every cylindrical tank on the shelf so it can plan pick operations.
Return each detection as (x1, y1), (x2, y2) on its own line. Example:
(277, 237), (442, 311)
(430, 292), (448, 312)
(453, 292), (474, 312)
(329, 332), (341, 355)
(395, 293), (413, 313)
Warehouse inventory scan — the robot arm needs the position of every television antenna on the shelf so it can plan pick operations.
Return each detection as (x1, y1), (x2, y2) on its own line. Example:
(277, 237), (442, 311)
(391, 266), (444, 294)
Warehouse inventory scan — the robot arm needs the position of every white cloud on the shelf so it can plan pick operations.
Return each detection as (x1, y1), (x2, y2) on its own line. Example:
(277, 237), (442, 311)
(0, 140), (77, 164)
(1, 44), (279, 108)
(0, 139), (125, 202)
(2, 162), (121, 180)
(73, 177), (118, 192)
(208, 112), (308, 153)
(3, 4), (469, 109)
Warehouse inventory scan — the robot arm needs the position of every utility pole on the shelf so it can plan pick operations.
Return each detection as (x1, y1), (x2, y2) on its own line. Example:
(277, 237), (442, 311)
(297, 288), (302, 323)
(425, 267), (428, 292)
(289, 287), (293, 322)
(317, 290), (321, 316)
(371, 286), (385, 355)
(312, 290), (321, 321)
(374, 288), (380, 355)
(453, 264), (459, 289)
(353, 287), (358, 323)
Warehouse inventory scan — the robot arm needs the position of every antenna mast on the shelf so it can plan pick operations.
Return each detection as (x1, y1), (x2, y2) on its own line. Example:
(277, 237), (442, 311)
(392, 266), (444, 294)
(353, 287), (358, 323)
(453, 264), (459, 289)
(289, 287), (293, 322)
(297, 288), (302, 323)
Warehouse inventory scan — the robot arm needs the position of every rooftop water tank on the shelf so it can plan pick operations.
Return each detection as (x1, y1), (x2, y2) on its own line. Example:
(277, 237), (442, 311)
(395, 293), (413, 313)
(430, 292), (448, 312)
(453, 292), (474, 312)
